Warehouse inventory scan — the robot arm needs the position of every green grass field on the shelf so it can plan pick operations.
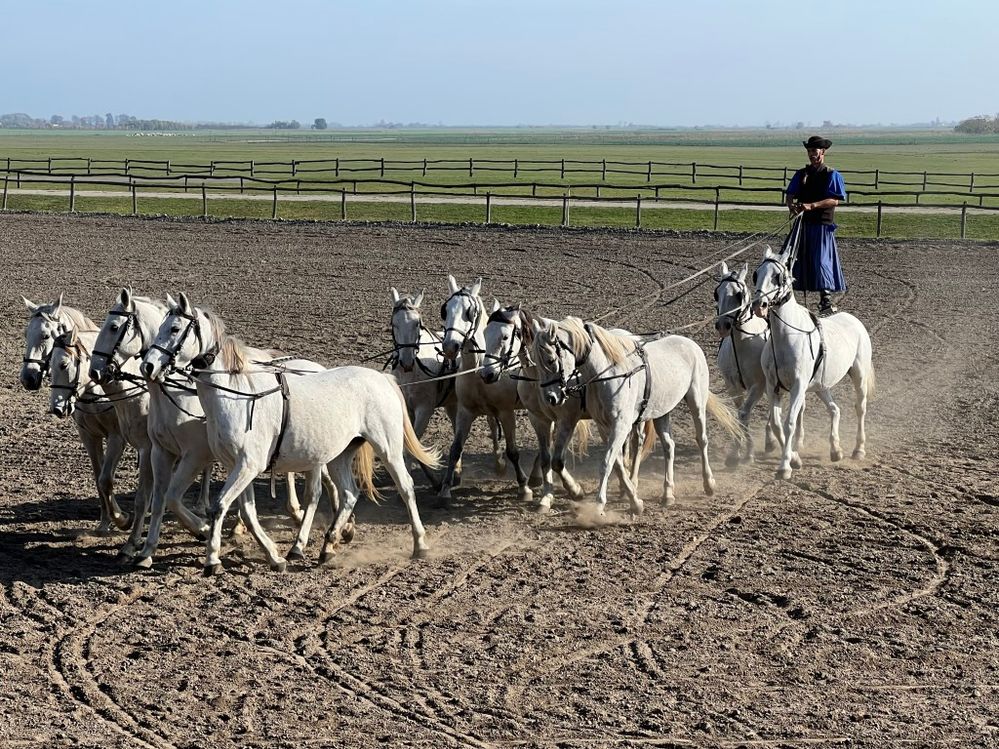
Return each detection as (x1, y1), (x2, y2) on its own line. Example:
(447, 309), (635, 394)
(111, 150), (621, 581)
(2, 128), (998, 239)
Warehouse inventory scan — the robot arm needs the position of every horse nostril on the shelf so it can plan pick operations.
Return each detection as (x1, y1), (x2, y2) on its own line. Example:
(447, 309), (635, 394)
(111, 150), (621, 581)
(141, 362), (154, 378)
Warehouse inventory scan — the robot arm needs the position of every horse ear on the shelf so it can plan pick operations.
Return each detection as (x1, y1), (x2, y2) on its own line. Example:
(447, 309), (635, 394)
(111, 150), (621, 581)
(390, 287), (400, 304)
(413, 290), (424, 308)
(491, 299), (500, 313)
(22, 296), (39, 314)
(544, 319), (558, 341)
(52, 293), (64, 318)
(718, 261), (729, 278)
(447, 274), (459, 294)
(67, 327), (79, 346)
(531, 318), (543, 337)
(165, 292), (177, 310)
(763, 244), (774, 259)
(178, 292), (192, 314)
(471, 277), (482, 296)
(121, 287), (132, 308)
(738, 263), (749, 283)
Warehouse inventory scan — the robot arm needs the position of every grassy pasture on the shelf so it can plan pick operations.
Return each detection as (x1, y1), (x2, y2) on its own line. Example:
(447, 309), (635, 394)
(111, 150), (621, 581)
(2, 128), (999, 237)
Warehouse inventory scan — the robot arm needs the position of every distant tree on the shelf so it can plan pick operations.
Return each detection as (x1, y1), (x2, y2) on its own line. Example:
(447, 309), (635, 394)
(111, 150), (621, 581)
(50, 115), (64, 127)
(822, 119), (834, 128)
(313, 117), (328, 130)
(106, 113), (115, 129)
(954, 115), (997, 134)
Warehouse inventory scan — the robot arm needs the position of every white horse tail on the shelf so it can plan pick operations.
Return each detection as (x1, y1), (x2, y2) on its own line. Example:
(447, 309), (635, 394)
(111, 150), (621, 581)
(352, 442), (383, 503)
(569, 419), (592, 458)
(386, 374), (442, 470)
(640, 419), (656, 460)
(866, 366), (876, 399)
(707, 392), (743, 440)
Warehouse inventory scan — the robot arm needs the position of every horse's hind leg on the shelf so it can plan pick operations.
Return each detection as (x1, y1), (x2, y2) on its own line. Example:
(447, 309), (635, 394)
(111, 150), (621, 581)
(726, 391), (747, 467)
(815, 388), (843, 462)
(205, 460), (267, 574)
(850, 366), (869, 460)
(88, 432), (130, 534)
(653, 414), (676, 505)
(320, 454), (363, 565)
(687, 391), (716, 496)
(381, 447), (430, 560)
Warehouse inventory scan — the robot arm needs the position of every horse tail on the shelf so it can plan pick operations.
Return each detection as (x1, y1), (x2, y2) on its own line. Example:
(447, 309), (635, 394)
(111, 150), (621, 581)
(387, 374), (441, 470)
(707, 392), (743, 439)
(640, 420), (656, 459)
(352, 442), (382, 503)
(569, 419), (591, 458)
(865, 366), (876, 399)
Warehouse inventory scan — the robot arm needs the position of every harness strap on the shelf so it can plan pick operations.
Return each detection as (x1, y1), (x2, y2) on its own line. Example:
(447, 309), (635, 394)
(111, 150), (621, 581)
(265, 373), (292, 474)
(634, 342), (652, 423)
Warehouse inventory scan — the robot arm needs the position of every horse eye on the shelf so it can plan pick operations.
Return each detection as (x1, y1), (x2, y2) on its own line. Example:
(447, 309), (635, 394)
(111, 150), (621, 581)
(110, 324), (120, 332)
(170, 325), (181, 334)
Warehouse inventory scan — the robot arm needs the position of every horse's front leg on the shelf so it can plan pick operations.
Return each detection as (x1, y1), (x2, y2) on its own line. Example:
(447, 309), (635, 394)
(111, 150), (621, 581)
(552, 417), (585, 500)
(597, 418), (641, 514)
(739, 382), (769, 463)
(438, 407), (474, 507)
(528, 412), (555, 511)
(119, 447), (153, 560)
(233, 483), (288, 572)
(487, 414), (506, 476)
(498, 409), (532, 502)
(204, 459), (265, 575)
(815, 388), (843, 462)
(288, 470), (325, 561)
(778, 382), (808, 479)
(725, 387), (747, 467)
(135, 447), (208, 569)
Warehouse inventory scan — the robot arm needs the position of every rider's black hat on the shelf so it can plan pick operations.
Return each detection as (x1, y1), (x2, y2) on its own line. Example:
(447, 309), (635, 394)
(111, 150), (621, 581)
(803, 135), (832, 150)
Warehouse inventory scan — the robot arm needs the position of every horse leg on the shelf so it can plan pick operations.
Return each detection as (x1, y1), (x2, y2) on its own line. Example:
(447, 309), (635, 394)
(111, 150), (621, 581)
(320, 468), (351, 542)
(410, 401), (441, 489)
(725, 391), (747, 467)
(498, 409), (532, 502)
(815, 388), (843, 462)
(288, 469), (328, 561)
(195, 466), (211, 517)
(380, 445), (430, 560)
(443, 401), (463, 487)
(320, 455), (362, 565)
(438, 408), (474, 506)
(598, 419), (640, 514)
(119, 447), (153, 560)
(79, 432), (113, 534)
(778, 383), (808, 479)
(791, 405), (806, 468)
(135, 449), (209, 568)
(850, 366), (869, 460)
(487, 415), (506, 476)
(553, 418), (585, 501)
(282, 473), (304, 524)
(687, 389), (716, 496)
(204, 460), (263, 575)
(653, 414), (676, 505)
(740, 383), (769, 463)
(529, 413), (555, 511)
(233, 484), (288, 572)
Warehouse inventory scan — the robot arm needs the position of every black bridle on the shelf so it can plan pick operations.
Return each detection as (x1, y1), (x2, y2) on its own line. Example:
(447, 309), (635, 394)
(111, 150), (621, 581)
(390, 302), (451, 377)
(440, 289), (483, 354)
(149, 308), (208, 370)
(537, 327), (589, 395)
(482, 308), (524, 374)
(92, 308), (145, 378)
(22, 311), (68, 379)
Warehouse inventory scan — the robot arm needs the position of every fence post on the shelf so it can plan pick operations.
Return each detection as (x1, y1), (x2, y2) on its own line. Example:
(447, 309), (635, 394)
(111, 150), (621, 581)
(239, 176), (244, 194)
(560, 159), (565, 180)
(969, 172), (975, 192)
(532, 183), (537, 198)
(69, 176), (76, 212)
(291, 160), (297, 177)
(469, 158), (473, 178)
(410, 183), (416, 222)
(184, 175), (189, 193)
(340, 189), (346, 220)
(874, 168), (879, 189)
(166, 160), (171, 176)
(2, 174), (7, 210)
(783, 166), (788, 183)
(601, 159), (606, 181)
(334, 158), (339, 177)
(16, 171), (20, 189)
(201, 186), (208, 218)
(713, 187), (720, 231)
(646, 161), (652, 182)
(562, 193), (569, 226)
(486, 192), (492, 224)
(691, 162), (697, 184)
(272, 187), (278, 219)
(48, 157), (52, 174)
(738, 165), (743, 186)
(296, 179), (301, 196)
(87, 158), (91, 176)
(422, 158), (427, 177)
(961, 202), (967, 239)
(635, 194), (641, 228)
(131, 183), (137, 216)
(596, 185), (601, 199)
(876, 201), (883, 238)
(124, 158), (129, 176)
(922, 171), (927, 191)
(250, 160), (255, 177)
(211, 161), (217, 177)
(513, 159), (518, 179)
(380, 158), (384, 178)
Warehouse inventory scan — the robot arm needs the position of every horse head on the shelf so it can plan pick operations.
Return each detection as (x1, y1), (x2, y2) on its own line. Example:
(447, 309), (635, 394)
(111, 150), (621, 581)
(713, 261), (751, 337)
(141, 292), (211, 381)
(480, 302), (522, 384)
(20, 293), (68, 390)
(48, 328), (87, 419)
(751, 246), (793, 319)
(531, 318), (577, 407)
(91, 287), (161, 383)
(440, 274), (483, 361)
(390, 287), (426, 373)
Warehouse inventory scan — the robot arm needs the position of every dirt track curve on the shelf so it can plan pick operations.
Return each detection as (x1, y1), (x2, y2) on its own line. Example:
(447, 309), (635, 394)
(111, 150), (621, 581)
(1, 213), (997, 748)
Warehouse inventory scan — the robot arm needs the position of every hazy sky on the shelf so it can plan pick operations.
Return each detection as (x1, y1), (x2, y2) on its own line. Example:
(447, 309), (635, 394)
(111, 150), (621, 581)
(5, 0), (994, 127)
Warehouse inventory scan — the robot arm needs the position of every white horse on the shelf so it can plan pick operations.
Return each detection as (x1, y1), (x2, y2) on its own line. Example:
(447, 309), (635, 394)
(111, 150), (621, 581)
(438, 275), (531, 505)
(141, 293), (438, 573)
(388, 287), (503, 487)
(751, 245), (874, 479)
(48, 328), (154, 555)
(533, 317), (740, 512)
(20, 295), (131, 533)
(714, 262), (780, 465)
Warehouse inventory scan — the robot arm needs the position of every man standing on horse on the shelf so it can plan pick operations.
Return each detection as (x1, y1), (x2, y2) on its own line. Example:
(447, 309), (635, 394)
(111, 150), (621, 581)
(785, 135), (847, 315)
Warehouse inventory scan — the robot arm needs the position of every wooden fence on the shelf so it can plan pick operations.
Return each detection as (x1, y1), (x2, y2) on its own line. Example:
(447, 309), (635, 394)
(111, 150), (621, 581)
(3, 155), (999, 194)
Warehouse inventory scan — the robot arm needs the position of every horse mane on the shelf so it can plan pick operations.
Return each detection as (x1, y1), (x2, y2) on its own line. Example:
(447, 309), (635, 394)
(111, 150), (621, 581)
(132, 295), (169, 314)
(54, 332), (91, 362)
(560, 317), (634, 365)
(218, 336), (250, 373)
(36, 302), (98, 332)
(392, 297), (420, 313)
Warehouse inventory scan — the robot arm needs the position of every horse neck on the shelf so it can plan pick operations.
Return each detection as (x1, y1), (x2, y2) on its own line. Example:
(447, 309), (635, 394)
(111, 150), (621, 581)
(135, 300), (169, 350)
(769, 293), (815, 341)
(459, 317), (486, 371)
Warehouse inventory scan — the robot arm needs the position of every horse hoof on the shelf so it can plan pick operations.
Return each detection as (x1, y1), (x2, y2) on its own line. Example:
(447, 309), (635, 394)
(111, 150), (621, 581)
(790, 455), (803, 469)
(113, 514), (133, 531)
(528, 475), (543, 488)
(411, 546), (429, 560)
(831, 449), (844, 463)
(776, 467), (792, 480)
(318, 551), (335, 566)
(270, 560), (288, 573)
(203, 563), (224, 577)
(133, 555), (153, 570)
(518, 487), (534, 502)
(631, 499), (645, 516)
(852, 449), (866, 460)
(341, 524), (356, 544)
(704, 478), (717, 496)
(116, 550), (135, 564)
(286, 547), (305, 562)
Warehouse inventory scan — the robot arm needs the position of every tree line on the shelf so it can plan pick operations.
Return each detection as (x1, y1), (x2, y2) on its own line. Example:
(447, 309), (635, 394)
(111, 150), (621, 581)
(954, 115), (999, 134)
(0, 112), (333, 131)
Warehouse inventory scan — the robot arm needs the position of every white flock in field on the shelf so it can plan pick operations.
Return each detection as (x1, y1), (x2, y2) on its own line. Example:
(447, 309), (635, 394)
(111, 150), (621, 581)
(17, 246), (873, 573)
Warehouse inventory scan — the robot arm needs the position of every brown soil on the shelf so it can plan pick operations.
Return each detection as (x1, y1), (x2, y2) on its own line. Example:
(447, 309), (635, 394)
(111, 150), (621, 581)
(1, 213), (997, 748)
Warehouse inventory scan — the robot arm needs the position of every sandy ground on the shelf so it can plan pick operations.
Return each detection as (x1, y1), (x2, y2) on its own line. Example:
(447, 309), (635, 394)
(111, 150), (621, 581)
(0, 213), (997, 748)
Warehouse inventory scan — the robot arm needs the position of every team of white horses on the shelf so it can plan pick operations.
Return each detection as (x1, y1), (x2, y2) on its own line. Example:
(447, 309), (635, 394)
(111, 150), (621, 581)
(19, 241), (873, 574)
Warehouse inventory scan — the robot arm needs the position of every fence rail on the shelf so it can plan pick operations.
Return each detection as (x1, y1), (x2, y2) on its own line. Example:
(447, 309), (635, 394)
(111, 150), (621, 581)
(2, 171), (994, 239)
(3, 155), (999, 194)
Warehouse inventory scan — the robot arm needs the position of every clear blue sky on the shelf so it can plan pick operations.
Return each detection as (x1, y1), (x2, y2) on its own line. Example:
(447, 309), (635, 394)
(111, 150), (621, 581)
(4, 0), (994, 127)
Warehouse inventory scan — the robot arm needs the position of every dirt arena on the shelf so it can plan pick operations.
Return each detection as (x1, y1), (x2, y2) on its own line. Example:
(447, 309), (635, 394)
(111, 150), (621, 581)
(1, 214), (996, 748)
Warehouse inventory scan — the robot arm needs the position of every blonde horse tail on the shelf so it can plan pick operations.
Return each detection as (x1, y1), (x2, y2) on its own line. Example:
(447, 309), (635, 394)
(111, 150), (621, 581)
(641, 420), (656, 460)
(352, 442), (382, 504)
(388, 375), (441, 470)
(866, 366), (876, 400)
(569, 419), (591, 458)
(707, 392), (743, 440)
